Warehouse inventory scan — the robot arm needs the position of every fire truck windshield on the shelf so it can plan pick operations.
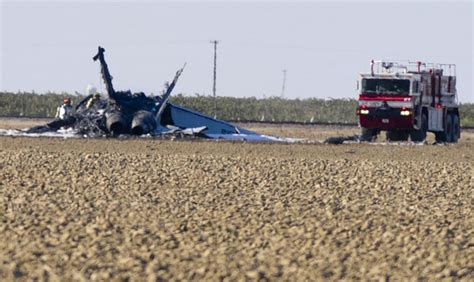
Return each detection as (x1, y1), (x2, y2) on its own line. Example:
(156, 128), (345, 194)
(362, 79), (410, 94)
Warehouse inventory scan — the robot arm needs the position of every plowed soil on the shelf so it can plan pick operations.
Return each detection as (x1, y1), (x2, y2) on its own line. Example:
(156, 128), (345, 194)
(1, 119), (473, 280)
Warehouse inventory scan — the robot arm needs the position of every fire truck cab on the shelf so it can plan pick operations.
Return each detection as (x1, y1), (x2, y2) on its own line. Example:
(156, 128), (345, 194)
(356, 60), (460, 143)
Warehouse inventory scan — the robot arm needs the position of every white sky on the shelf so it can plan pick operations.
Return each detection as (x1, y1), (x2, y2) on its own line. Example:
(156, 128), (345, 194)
(1, 0), (473, 102)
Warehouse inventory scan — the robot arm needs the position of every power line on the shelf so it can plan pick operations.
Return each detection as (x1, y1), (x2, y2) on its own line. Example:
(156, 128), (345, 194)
(210, 40), (219, 118)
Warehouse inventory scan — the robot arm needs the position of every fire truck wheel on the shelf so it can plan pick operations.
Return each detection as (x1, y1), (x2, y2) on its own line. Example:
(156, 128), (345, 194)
(410, 113), (428, 142)
(451, 114), (460, 143)
(445, 113), (454, 143)
(386, 130), (409, 142)
(410, 113), (427, 142)
(360, 128), (377, 142)
(435, 113), (454, 143)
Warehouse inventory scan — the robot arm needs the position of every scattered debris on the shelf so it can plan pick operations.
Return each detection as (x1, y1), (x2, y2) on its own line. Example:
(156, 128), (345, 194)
(324, 135), (360, 145)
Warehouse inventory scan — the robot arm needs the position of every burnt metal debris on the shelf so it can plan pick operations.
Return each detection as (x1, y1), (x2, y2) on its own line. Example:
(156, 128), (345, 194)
(26, 47), (269, 141)
(324, 135), (360, 145)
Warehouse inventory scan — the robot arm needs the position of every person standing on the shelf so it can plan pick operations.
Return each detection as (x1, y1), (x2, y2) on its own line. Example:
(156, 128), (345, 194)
(86, 93), (101, 109)
(55, 97), (72, 120)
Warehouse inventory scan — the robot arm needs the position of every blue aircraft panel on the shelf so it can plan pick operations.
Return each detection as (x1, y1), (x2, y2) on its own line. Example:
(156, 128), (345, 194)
(164, 104), (257, 135)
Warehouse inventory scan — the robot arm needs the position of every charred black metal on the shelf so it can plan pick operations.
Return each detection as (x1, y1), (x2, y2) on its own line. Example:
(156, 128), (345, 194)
(324, 135), (360, 145)
(26, 116), (77, 134)
(106, 111), (130, 136)
(93, 47), (116, 101)
(92, 46), (163, 135)
(131, 111), (157, 136)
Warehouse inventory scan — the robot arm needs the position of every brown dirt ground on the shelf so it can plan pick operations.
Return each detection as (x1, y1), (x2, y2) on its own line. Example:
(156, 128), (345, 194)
(1, 118), (473, 281)
(0, 117), (52, 131)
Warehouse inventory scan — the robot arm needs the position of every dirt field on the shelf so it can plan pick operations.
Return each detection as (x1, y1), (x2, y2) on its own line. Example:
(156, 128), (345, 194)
(1, 118), (473, 280)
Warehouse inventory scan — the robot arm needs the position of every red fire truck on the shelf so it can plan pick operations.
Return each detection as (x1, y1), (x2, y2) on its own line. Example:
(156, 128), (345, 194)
(356, 60), (460, 143)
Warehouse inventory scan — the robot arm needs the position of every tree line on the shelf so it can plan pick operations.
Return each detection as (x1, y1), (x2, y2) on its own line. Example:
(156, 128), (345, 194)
(1, 91), (473, 126)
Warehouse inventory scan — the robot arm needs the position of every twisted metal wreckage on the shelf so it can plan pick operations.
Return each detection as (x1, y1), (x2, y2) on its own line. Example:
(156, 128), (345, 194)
(26, 47), (283, 142)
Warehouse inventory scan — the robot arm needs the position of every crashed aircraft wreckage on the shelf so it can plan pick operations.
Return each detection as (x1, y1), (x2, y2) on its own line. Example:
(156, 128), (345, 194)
(25, 47), (282, 142)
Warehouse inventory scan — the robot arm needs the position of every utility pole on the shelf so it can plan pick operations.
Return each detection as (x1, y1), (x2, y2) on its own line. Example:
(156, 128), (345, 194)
(210, 40), (219, 118)
(281, 69), (287, 98)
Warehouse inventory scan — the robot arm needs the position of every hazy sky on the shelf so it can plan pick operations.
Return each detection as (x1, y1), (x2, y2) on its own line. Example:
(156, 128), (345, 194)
(1, 0), (473, 102)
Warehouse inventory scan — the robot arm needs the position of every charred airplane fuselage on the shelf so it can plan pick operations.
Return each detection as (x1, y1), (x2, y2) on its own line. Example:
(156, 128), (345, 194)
(105, 110), (157, 136)
(26, 47), (254, 139)
(93, 47), (163, 136)
(131, 110), (157, 135)
(105, 111), (129, 135)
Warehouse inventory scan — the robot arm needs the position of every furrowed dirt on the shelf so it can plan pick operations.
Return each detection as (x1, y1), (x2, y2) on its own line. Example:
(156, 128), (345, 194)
(0, 122), (473, 280)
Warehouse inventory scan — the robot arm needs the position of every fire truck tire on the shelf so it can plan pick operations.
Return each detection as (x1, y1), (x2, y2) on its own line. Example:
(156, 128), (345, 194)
(435, 113), (453, 143)
(360, 128), (377, 142)
(410, 113), (427, 142)
(386, 130), (409, 142)
(451, 114), (460, 143)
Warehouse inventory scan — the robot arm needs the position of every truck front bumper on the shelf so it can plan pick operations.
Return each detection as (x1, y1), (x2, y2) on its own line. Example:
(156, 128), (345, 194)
(358, 108), (414, 130)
